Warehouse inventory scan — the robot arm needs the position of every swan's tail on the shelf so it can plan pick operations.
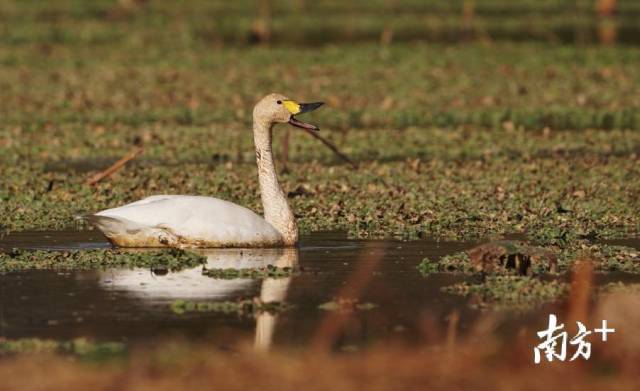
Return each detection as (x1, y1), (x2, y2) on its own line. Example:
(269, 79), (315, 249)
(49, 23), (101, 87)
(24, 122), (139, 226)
(83, 214), (125, 233)
(83, 215), (172, 247)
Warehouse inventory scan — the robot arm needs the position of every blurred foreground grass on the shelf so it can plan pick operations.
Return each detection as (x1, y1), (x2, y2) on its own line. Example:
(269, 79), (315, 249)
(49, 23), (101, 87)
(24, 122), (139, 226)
(1, 287), (640, 390)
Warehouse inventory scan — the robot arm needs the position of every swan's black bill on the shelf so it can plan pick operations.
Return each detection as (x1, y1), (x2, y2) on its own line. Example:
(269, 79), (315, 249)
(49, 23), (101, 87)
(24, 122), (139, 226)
(289, 102), (324, 131)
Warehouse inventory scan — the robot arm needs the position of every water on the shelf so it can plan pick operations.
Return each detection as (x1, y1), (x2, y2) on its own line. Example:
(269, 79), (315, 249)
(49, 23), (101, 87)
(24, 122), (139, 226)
(1, 231), (638, 351)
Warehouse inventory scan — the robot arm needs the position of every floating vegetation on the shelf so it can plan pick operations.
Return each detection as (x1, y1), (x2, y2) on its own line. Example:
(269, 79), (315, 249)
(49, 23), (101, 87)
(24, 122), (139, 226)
(318, 298), (378, 312)
(3, 130), (640, 243)
(202, 264), (297, 279)
(0, 337), (126, 361)
(557, 244), (640, 274)
(419, 241), (558, 277)
(442, 276), (569, 311)
(2, 39), (640, 244)
(425, 241), (640, 310)
(0, 248), (205, 273)
(170, 298), (291, 316)
(416, 258), (441, 276)
(422, 242), (640, 278)
(598, 282), (640, 296)
(417, 252), (474, 275)
(466, 241), (558, 276)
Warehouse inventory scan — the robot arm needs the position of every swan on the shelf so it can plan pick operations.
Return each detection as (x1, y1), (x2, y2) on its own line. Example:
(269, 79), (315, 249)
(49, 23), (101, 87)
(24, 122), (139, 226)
(88, 93), (323, 248)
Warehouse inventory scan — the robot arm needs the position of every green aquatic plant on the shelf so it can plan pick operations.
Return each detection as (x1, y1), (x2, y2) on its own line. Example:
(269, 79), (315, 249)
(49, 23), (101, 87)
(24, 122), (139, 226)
(423, 242), (640, 279)
(416, 257), (440, 276)
(418, 244), (558, 277)
(465, 241), (558, 276)
(598, 282), (640, 296)
(417, 252), (475, 275)
(202, 264), (298, 279)
(0, 248), (206, 272)
(557, 244), (640, 274)
(2, 40), (640, 244)
(170, 298), (291, 316)
(425, 241), (640, 310)
(318, 298), (378, 312)
(442, 276), (569, 311)
(2, 128), (640, 243)
(0, 338), (126, 361)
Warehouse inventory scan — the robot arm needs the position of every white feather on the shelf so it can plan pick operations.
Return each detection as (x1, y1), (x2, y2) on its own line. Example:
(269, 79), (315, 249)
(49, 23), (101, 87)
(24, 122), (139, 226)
(92, 195), (282, 248)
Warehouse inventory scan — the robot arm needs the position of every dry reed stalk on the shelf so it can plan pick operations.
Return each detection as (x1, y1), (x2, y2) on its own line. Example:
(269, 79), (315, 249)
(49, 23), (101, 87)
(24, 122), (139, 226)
(250, 0), (272, 44)
(567, 257), (595, 330)
(445, 310), (460, 354)
(596, 0), (617, 16)
(596, 0), (618, 44)
(86, 147), (143, 186)
(310, 243), (387, 351)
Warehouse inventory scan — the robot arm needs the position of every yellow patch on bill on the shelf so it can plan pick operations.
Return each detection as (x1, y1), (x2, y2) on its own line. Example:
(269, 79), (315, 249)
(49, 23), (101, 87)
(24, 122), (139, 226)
(282, 100), (301, 115)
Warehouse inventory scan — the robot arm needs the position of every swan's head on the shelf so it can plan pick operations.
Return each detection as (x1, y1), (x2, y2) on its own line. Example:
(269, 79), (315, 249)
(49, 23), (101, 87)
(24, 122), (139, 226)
(254, 93), (324, 131)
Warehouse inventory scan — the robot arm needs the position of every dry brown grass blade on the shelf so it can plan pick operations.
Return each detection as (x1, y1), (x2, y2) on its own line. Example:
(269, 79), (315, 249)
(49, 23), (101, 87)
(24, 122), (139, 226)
(310, 243), (386, 351)
(567, 256), (595, 329)
(85, 147), (143, 186)
(446, 310), (460, 353)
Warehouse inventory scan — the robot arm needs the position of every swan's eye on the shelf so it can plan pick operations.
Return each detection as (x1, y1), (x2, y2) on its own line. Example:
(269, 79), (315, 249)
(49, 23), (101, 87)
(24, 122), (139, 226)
(276, 100), (282, 105)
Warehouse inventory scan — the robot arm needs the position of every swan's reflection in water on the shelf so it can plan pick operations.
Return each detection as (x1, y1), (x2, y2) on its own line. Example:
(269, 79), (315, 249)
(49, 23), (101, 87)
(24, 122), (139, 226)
(99, 248), (298, 351)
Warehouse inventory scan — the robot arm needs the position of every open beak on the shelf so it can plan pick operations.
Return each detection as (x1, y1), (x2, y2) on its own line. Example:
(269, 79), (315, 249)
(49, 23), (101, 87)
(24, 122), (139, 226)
(287, 101), (324, 131)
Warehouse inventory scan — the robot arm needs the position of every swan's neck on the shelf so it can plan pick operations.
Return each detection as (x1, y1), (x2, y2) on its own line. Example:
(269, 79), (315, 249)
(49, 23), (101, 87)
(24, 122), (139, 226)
(253, 118), (298, 245)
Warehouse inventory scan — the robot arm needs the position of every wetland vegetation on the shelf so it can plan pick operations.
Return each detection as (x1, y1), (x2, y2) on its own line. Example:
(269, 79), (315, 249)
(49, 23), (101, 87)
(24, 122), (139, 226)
(0, 248), (205, 272)
(202, 264), (297, 279)
(170, 298), (291, 316)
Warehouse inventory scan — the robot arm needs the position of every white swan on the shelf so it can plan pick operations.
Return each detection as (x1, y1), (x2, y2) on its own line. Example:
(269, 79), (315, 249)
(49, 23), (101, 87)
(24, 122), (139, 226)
(88, 94), (323, 248)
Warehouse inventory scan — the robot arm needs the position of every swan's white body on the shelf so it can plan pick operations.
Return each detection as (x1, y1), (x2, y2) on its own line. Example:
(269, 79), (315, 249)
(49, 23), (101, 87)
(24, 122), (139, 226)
(91, 195), (283, 248)
(89, 93), (319, 248)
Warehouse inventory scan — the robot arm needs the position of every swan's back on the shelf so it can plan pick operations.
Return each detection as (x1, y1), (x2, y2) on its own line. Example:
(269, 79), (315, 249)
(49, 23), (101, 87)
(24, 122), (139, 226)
(90, 195), (283, 248)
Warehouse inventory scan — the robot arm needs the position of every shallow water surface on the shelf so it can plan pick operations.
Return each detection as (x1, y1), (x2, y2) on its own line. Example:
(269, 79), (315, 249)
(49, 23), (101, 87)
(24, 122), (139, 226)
(1, 231), (634, 351)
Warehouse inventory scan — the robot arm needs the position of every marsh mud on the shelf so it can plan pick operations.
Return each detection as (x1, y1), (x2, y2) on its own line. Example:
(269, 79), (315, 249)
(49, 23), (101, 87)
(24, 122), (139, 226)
(0, 231), (638, 351)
